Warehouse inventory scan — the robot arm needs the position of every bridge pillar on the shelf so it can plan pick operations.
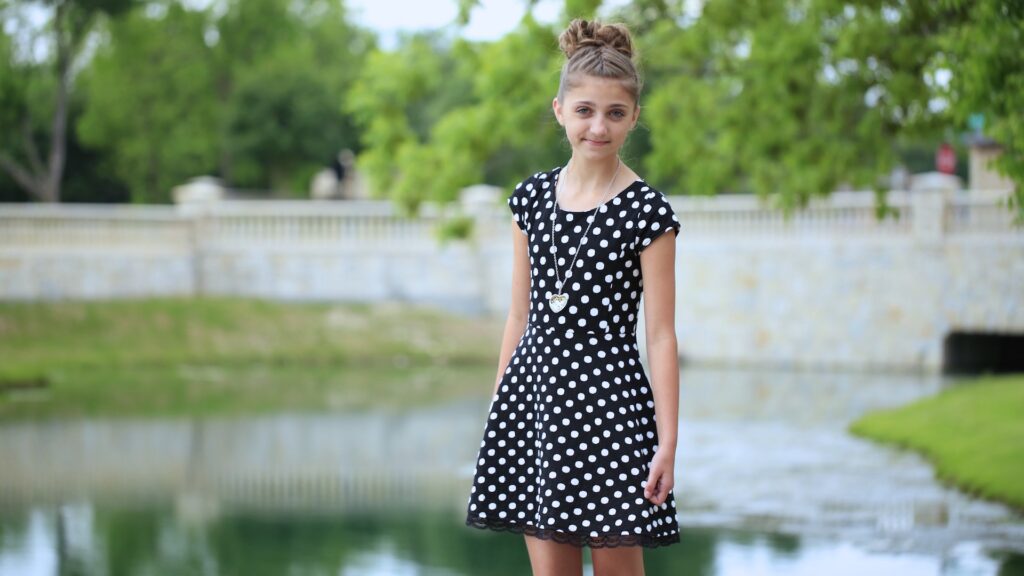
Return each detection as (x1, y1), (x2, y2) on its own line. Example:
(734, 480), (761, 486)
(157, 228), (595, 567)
(911, 188), (950, 242)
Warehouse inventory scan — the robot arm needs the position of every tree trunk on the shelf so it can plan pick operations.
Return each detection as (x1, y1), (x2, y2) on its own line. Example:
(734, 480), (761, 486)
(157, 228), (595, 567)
(44, 0), (72, 203)
(0, 1), (71, 203)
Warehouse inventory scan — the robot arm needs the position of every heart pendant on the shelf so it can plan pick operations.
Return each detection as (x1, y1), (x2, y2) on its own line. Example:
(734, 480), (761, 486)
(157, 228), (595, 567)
(549, 293), (568, 313)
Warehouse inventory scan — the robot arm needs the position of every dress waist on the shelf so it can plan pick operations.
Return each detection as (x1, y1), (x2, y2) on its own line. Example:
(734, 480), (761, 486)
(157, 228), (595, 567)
(525, 322), (637, 343)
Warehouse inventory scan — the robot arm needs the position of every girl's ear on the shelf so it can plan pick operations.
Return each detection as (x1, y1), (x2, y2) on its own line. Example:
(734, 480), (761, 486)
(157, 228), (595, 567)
(631, 104), (641, 130)
(552, 97), (564, 126)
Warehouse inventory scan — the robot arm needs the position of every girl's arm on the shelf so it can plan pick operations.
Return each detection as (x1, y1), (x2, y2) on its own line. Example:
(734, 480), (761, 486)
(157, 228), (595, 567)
(638, 230), (680, 505)
(492, 221), (532, 397)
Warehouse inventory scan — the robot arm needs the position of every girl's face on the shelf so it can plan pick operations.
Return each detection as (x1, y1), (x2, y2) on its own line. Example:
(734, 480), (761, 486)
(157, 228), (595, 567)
(553, 75), (639, 163)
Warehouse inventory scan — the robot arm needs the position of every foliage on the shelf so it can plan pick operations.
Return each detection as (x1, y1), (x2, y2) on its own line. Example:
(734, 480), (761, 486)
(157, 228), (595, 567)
(76, 3), (220, 203)
(346, 32), (477, 212)
(347, 16), (565, 215)
(0, 0), (136, 202)
(635, 0), (1022, 215)
(219, 0), (373, 194)
(435, 214), (475, 243)
(640, 1), (936, 212)
(225, 48), (347, 192)
(2, 0), (1022, 213)
(348, 0), (1023, 221)
(938, 0), (1023, 219)
(564, 0), (603, 19)
(5, 0), (373, 202)
(0, 26), (49, 201)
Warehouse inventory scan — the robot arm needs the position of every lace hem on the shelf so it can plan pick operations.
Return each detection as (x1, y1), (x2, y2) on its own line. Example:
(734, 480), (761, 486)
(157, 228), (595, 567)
(465, 516), (680, 549)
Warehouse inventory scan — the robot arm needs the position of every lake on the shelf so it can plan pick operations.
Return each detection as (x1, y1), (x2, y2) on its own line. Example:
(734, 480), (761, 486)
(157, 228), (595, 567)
(1, 367), (1022, 575)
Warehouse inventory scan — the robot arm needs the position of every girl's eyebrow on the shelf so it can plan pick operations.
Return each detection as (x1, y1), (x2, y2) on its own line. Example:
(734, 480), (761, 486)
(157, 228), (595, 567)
(572, 100), (631, 109)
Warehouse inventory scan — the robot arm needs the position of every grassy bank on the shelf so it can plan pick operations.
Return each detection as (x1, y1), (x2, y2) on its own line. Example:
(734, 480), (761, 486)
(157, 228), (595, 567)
(849, 374), (1024, 511)
(0, 298), (503, 420)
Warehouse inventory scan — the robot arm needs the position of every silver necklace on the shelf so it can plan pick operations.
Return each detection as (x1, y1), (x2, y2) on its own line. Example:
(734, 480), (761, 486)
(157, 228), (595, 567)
(548, 157), (621, 313)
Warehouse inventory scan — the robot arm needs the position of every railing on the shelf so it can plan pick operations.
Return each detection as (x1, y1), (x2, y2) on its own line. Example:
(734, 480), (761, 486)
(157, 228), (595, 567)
(669, 191), (915, 235)
(0, 188), (1018, 252)
(945, 190), (1019, 234)
(0, 204), (192, 250)
(183, 200), (443, 249)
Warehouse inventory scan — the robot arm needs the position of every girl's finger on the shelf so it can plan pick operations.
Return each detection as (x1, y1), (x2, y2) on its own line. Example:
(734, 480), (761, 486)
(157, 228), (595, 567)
(643, 471), (657, 498)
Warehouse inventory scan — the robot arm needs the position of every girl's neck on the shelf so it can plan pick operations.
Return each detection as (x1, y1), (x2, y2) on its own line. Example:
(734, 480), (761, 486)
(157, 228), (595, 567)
(563, 155), (621, 194)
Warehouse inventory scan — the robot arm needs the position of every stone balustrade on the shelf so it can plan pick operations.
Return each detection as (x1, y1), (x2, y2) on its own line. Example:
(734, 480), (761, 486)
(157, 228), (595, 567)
(1, 187), (1020, 371)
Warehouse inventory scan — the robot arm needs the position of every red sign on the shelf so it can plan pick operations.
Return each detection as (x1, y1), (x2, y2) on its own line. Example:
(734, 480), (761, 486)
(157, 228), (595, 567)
(936, 142), (956, 174)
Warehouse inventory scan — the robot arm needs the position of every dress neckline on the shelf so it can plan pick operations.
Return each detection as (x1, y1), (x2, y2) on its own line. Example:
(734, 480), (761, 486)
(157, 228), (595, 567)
(552, 166), (644, 214)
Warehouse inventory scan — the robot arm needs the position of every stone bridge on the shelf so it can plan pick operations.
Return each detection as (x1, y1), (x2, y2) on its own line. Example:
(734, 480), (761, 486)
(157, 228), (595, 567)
(1, 187), (1020, 373)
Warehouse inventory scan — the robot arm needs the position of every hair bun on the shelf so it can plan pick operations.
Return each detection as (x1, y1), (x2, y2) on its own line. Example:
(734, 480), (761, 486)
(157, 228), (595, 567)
(558, 18), (634, 61)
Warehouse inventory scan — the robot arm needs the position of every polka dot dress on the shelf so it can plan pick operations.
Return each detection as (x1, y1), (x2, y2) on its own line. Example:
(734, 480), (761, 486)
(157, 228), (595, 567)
(464, 166), (682, 549)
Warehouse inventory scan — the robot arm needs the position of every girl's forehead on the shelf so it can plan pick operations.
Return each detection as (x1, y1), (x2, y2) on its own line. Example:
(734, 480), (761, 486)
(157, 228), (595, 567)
(563, 76), (636, 105)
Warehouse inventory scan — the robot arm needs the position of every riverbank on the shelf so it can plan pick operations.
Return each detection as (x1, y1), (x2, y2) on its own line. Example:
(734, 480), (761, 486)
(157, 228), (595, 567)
(849, 373), (1024, 511)
(0, 298), (503, 419)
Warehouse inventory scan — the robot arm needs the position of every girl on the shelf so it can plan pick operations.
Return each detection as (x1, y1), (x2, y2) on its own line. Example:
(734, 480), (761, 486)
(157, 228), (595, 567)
(465, 18), (681, 576)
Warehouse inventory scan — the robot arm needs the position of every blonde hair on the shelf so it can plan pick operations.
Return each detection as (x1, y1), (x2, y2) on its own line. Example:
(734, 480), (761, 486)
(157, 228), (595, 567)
(556, 19), (641, 104)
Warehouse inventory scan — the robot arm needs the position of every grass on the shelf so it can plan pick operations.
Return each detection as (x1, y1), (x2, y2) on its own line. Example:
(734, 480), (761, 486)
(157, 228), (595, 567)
(849, 373), (1024, 511)
(0, 298), (503, 420)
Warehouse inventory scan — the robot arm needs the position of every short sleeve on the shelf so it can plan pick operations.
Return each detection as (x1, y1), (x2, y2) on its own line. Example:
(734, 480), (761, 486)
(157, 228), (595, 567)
(635, 189), (681, 253)
(507, 176), (536, 236)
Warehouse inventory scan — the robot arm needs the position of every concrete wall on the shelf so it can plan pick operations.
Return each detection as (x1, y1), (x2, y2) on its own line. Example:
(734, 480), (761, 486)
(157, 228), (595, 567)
(2, 188), (1021, 372)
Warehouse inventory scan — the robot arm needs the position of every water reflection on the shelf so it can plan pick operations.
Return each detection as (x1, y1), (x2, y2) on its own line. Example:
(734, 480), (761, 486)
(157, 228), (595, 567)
(1, 367), (1022, 575)
(3, 505), (1020, 576)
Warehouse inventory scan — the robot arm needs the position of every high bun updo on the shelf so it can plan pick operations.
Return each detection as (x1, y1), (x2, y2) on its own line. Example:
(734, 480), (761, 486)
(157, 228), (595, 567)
(557, 19), (641, 104)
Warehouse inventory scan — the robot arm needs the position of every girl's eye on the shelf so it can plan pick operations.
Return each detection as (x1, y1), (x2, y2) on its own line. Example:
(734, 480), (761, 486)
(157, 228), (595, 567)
(610, 110), (626, 119)
(575, 107), (591, 115)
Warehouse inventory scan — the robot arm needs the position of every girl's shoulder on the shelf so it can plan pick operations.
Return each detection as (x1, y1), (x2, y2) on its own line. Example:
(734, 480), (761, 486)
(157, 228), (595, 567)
(617, 177), (673, 208)
(511, 166), (562, 204)
(517, 166), (562, 188)
(632, 179), (671, 201)
(508, 167), (563, 231)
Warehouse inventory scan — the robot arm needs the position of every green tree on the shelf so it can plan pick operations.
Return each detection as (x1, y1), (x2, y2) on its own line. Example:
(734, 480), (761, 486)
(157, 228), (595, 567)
(415, 0), (1023, 223)
(0, 0), (135, 202)
(637, 0), (1021, 217)
(640, 0), (941, 212)
(346, 31), (477, 212)
(939, 0), (1023, 217)
(221, 0), (373, 193)
(76, 2), (220, 203)
(347, 14), (567, 214)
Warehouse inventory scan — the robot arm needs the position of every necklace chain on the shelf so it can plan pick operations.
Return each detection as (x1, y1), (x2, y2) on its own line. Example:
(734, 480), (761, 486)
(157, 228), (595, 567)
(549, 157), (621, 303)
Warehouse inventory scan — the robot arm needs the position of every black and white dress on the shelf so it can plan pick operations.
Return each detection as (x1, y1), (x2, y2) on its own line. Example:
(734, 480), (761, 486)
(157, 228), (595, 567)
(464, 166), (682, 549)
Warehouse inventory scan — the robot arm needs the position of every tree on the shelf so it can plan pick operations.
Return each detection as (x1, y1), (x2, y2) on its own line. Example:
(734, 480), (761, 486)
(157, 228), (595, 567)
(221, 0), (373, 193)
(76, 2), (221, 203)
(402, 0), (1023, 223)
(346, 31), (476, 212)
(939, 0), (1023, 218)
(74, 0), (373, 201)
(638, 0), (945, 212)
(0, 0), (135, 202)
(347, 13), (569, 214)
(635, 0), (1022, 218)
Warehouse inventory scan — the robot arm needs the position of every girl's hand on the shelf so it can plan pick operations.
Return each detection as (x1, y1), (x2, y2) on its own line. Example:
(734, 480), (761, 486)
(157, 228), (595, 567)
(643, 447), (675, 505)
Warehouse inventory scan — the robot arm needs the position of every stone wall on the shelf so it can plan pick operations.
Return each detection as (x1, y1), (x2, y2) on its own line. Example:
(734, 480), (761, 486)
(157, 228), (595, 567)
(1, 188), (1020, 372)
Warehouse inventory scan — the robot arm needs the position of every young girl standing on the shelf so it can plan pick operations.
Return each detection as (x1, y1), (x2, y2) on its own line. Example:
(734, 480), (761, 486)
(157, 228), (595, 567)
(465, 18), (682, 576)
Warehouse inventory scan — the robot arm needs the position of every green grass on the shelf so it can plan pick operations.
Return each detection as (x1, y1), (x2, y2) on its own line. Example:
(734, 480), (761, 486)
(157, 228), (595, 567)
(849, 373), (1024, 511)
(0, 298), (503, 420)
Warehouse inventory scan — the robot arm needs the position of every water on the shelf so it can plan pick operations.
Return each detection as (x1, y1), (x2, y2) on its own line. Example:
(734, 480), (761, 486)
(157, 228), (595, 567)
(1, 367), (1022, 575)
